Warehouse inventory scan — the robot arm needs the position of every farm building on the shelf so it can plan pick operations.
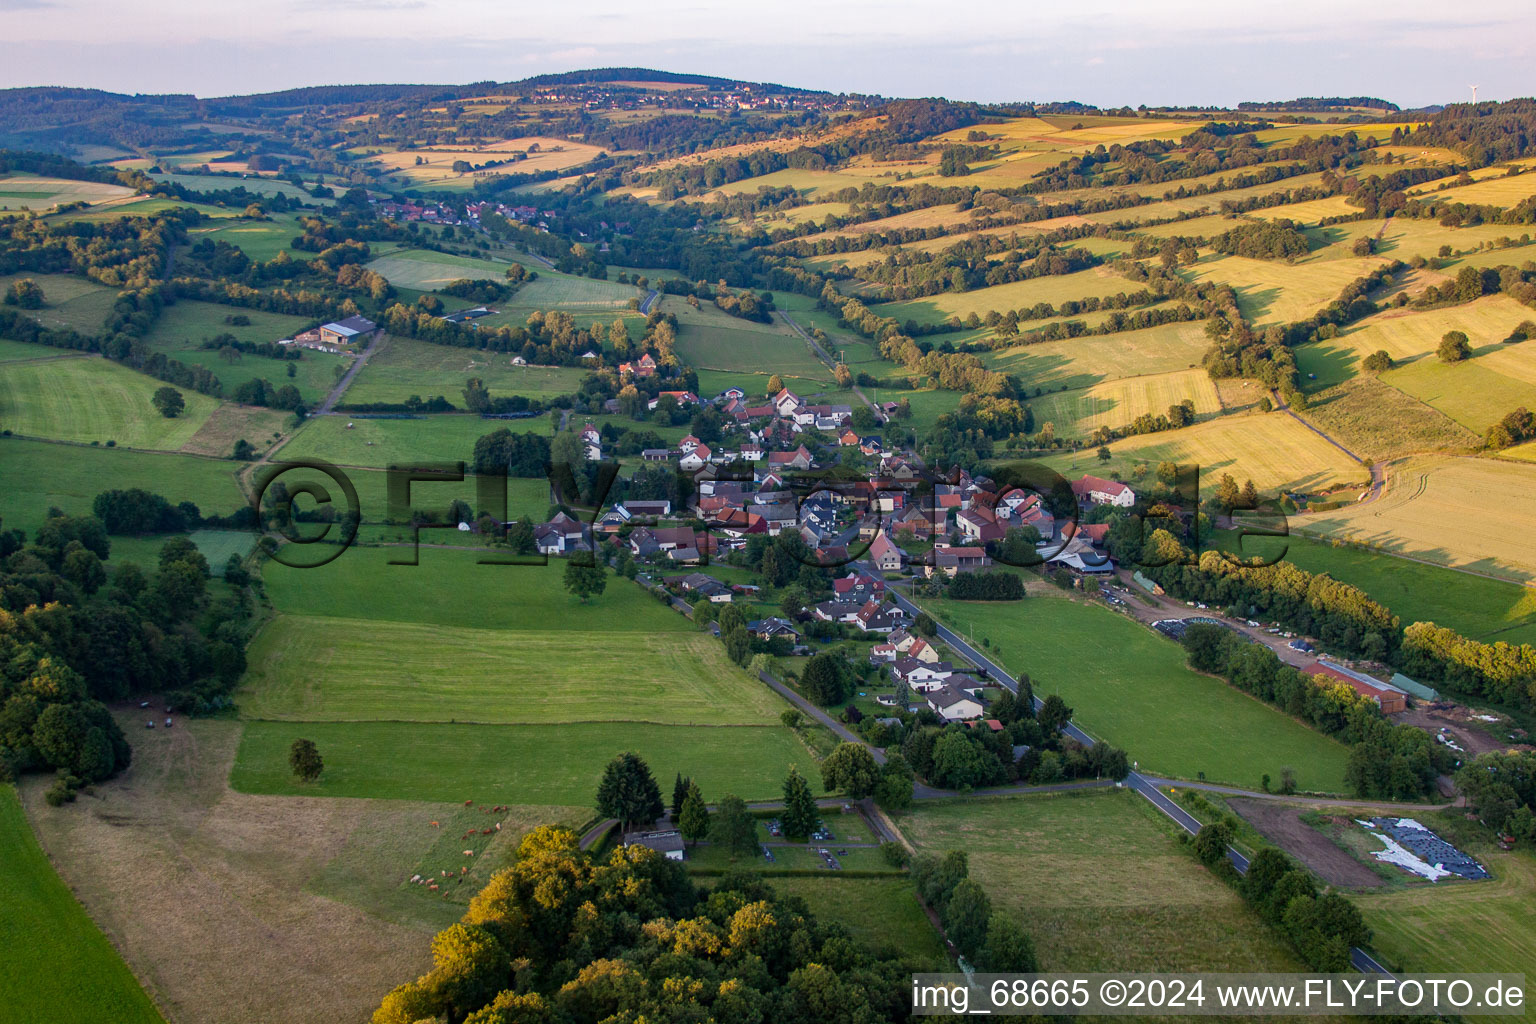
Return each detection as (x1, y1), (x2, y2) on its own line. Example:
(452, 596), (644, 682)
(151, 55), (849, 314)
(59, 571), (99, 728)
(1303, 662), (1408, 714)
(318, 314), (378, 346)
(867, 531), (904, 572)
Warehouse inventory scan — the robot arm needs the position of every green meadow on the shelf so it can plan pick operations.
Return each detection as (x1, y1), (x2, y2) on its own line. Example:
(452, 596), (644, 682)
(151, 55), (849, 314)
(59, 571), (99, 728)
(0, 787), (166, 1024)
(0, 356), (222, 450)
(922, 593), (1353, 792)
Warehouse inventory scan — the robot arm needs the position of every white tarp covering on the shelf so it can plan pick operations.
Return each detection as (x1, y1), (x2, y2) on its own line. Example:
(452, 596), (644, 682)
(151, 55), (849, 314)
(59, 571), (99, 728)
(1370, 835), (1453, 881)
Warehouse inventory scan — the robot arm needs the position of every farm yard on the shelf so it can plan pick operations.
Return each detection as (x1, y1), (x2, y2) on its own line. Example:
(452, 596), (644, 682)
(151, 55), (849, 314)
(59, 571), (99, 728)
(143, 299), (343, 404)
(898, 792), (1307, 971)
(919, 592), (1354, 792)
(1294, 455), (1536, 583)
(1035, 410), (1369, 493)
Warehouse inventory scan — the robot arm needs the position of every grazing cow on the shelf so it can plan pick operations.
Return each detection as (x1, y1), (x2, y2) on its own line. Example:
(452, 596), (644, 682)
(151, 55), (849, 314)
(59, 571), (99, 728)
(494, 822), (501, 831)
(429, 821), (440, 828)
(429, 884), (438, 891)
(463, 850), (474, 856)
(481, 828), (492, 835)
(464, 799), (473, 806)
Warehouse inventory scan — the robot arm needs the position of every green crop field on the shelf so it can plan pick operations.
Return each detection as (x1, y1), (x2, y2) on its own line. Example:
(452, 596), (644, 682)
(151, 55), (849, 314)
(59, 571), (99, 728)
(1035, 411), (1368, 493)
(144, 299), (343, 403)
(0, 787), (166, 1024)
(0, 272), (120, 333)
(185, 213), (312, 262)
(0, 172), (136, 211)
(982, 320), (1211, 390)
(897, 792), (1304, 971)
(277, 412), (536, 469)
(364, 249), (519, 289)
(1355, 838), (1536, 983)
(239, 616), (787, 725)
(0, 338), (85, 363)
(1025, 368), (1221, 437)
(1295, 296), (1535, 389)
(1295, 455), (1536, 583)
(1180, 253), (1390, 327)
(262, 547), (688, 631)
(1206, 527), (1536, 645)
(0, 437), (246, 534)
(1379, 348), (1536, 433)
(919, 593), (1353, 791)
(506, 270), (641, 311)
(341, 334), (587, 406)
(230, 720), (818, 804)
(0, 356), (223, 450)
(873, 267), (1142, 326)
(673, 322), (829, 380)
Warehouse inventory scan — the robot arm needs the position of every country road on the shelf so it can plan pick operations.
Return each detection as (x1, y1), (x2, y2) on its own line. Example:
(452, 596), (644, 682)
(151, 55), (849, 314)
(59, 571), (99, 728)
(777, 309), (880, 415)
(1270, 387), (1385, 503)
(315, 330), (382, 416)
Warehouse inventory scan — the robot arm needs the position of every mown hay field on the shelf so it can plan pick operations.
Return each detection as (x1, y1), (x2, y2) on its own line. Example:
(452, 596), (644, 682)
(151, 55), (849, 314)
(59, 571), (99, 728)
(342, 333), (587, 406)
(1036, 411), (1368, 493)
(1025, 368), (1222, 437)
(1179, 253), (1391, 326)
(874, 267), (1143, 326)
(984, 320), (1215, 391)
(0, 271), (121, 333)
(1294, 455), (1536, 583)
(239, 617), (788, 725)
(0, 171), (136, 210)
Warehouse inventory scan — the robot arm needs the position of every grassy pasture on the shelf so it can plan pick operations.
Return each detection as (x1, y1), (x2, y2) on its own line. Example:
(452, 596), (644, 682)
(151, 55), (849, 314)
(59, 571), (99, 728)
(1295, 297), (1536, 389)
(1025, 368), (1222, 438)
(1294, 375), (1479, 463)
(185, 214), (310, 262)
(144, 299), (342, 404)
(364, 249), (519, 289)
(1206, 528), (1536, 645)
(1179, 254), (1390, 326)
(150, 172), (319, 202)
(504, 271), (640, 312)
(1037, 411), (1367, 493)
(0, 271), (120, 333)
(0, 338), (86, 362)
(1355, 837), (1536, 985)
(0, 437), (245, 535)
(674, 321), (828, 381)
(231, 720), (818, 804)
(1294, 455), (1536, 583)
(239, 616), (786, 725)
(0, 787), (166, 1024)
(1305, 218), (1530, 264)
(47, 197), (240, 223)
(873, 267), (1141, 326)
(341, 334), (586, 406)
(262, 547), (687, 631)
(276, 413), (530, 469)
(178, 403), (289, 458)
(0, 172), (136, 211)
(919, 593), (1352, 791)
(1380, 349), (1536, 433)
(984, 321), (1211, 390)
(897, 792), (1305, 972)
(769, 877), (948, 966)
(0, 356), (221, 450)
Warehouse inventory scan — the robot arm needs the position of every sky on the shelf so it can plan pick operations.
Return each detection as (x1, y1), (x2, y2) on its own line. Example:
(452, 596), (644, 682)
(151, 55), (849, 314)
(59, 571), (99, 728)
(2, 0), (1532, 108)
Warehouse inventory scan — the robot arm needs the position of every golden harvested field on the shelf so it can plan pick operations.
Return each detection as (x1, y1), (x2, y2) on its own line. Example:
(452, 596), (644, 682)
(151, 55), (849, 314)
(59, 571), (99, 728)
(1295, 455), (1536, 582)
(1305, 218), (1531, 263)
(1404, 167), (1536, 208)
(0, 172), (136, 210)
(365, 138), (609, 188)
(1038, 411), (1368, 493)
(1026, 368), (1222, 437)
(984, 319), (1212, 390)
(875, 266), (1141, 325)
(1244, 195), (1360, 225)
(1082, 173), (1331, 226)
(1180, 253), (1391, 326)
(1296, 296), (1536, 386)
(20, 715), (586, 1024)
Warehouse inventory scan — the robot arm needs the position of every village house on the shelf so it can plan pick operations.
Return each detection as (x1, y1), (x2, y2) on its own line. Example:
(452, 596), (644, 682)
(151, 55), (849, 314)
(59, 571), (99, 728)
(854, 598), (904, 634)
(623, 829), (685, 861)
(534, 511), (591, 556)
(747, 617), (800, 642)
(867, 531), (904, 572)
(891, 658), (954, 692)
(1072, 474), (1136, 507)
(928, 684), (985, 722)
(766, 445), (813, 472)
(834, 571), (884, 600)
(928, 545), (991, 578)
(812, 600), (864, 625)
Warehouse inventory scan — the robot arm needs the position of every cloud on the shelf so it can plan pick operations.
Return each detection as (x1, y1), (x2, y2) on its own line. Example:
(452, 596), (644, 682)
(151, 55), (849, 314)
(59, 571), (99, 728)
(0, 0), (59, 9)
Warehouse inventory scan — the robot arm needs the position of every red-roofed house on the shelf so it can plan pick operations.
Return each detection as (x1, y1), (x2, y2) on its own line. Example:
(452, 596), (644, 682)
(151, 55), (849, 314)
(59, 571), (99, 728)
(1072, 475), (1135, 507)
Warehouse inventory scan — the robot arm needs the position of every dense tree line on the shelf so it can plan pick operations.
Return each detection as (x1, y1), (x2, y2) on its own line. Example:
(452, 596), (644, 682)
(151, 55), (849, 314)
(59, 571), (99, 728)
(370, 826), (915, 1024)
(946, 570), (1025, 600)
(1455, 750), (1536, 845)
(1182, 624), (1446, 799)
(1208, 220), (1313, 260)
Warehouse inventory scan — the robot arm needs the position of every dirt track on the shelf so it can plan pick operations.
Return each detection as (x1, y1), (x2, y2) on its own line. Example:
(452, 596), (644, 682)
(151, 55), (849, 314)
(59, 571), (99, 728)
(1228, 798), (1385, 888)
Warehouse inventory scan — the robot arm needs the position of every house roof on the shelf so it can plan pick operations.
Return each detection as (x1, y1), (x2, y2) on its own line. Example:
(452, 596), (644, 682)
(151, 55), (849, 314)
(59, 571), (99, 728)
(1072, 474), (1132, 499)
(321, 314), (377, 337)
